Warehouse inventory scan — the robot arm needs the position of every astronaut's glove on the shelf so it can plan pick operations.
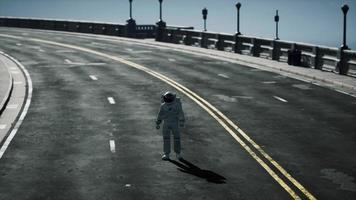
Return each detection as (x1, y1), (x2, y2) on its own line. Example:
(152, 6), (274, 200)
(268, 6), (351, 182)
(156, 120), (162, 129)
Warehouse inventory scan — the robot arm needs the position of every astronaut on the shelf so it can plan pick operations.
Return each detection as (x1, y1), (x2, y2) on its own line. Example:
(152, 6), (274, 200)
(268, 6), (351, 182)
(156, 91), (185, 161)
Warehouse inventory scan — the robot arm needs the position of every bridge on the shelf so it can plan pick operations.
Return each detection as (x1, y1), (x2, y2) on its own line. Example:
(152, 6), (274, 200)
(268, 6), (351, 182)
(0, 16), (356, 200)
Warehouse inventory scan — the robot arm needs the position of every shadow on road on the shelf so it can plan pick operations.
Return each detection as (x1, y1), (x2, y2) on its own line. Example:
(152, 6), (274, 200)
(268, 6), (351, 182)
(169, 158), (226, 184)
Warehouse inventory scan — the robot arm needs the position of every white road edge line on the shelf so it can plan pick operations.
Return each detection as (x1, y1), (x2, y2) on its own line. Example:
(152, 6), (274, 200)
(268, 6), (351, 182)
(273, 96), (288, 103)
(109, 140), (116, 153)
(89, 75), (98, 80)
(107, 97), (116, 104)
(0, 52), (32, 159)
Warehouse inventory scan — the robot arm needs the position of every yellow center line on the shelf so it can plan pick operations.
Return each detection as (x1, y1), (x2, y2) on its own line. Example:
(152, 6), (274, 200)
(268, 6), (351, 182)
(0, 34), (316, 199)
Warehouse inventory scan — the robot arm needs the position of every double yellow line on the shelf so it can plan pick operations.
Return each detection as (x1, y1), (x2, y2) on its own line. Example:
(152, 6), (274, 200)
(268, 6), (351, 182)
(0, 33), (316, 199)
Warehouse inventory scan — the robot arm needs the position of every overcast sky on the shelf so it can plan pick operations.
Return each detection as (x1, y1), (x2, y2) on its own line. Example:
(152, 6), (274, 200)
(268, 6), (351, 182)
(0, 0), (355, 49)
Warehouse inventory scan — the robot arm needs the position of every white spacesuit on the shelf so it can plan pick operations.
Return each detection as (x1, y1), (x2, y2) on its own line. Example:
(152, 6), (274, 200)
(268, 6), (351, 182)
(156, 92), (185, 161)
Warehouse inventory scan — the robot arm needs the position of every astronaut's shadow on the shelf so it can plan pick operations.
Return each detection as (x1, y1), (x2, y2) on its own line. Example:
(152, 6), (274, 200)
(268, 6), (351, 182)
(168, 158), (226, 184)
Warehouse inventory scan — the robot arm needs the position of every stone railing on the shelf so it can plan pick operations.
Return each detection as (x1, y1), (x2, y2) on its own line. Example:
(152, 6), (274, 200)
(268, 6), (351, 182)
(158, 28), (356, 77)
(0, 16), (156, 38)
(1, 17), (355, 77)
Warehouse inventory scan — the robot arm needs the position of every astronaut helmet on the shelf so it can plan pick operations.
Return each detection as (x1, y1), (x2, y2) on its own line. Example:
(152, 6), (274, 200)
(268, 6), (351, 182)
(162, 91), (176, 103)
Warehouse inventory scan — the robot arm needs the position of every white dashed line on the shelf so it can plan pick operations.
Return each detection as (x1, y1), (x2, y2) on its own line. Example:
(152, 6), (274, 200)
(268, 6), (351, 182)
(14, 81), (23, 85)
(0, 124), (6, 130)
(233, 96), (254, 99)
(273, 96), (288, 103)
(218, 74), (230, 79)
(110, 140), (116, 153)
(107, 97), (116, 104)
(89, 75), (98, 80)
(168, 58), (176, 62)
(16, 43), (22, 46)
(7, 104), (18, 109)
(262, 81), (276, 84)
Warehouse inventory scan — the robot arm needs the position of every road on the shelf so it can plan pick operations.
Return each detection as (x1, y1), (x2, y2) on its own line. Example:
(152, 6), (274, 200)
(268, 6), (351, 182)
(0, 27), (355, 200)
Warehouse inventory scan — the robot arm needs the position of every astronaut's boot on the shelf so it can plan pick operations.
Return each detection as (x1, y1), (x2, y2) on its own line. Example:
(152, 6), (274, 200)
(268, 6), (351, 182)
(176, 153), (183, 161)
(162, 154), (170, 161)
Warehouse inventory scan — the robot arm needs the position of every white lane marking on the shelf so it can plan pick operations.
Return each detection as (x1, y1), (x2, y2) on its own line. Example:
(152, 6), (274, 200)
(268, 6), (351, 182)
(56, 49), (76, 53)
(0, 52), (33, 159)
(312, 82), (321, 86)
(218, 73), (230, 79)
(89, 75), (98, 80)
(7, 104), (18, 109)
(65, 59), (73, 64)
(125, 184), (131, 187)
(14, 81), (23, 85)
(16, 43), (22, 46)
(233, 96), (254, 99)
(65, 59), (105, 66)
(125, 48), (152, 54)
(168, 58), (176, 62)
(335, 89), (352, 96)
(293, 84), (312, 90)
(273, 96), (288, 103)
(213, 94), (237, 103)
(107, 97), (116, 104)
(250, 68), (262, 72)
(110, 140), (116, 153)
(0, 124), (6, 130)
(262, 81), (276, 84)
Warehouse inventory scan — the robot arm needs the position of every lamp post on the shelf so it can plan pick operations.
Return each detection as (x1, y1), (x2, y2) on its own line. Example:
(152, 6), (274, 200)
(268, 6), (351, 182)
(129, 0), (133, 19)
(202, 8), (208, 31)
(156, 0), (166, 41)
(159, 0), (163, 21)
(274, 10), (279, 40)
(341, 4), (349, 50)
(236, 2), (241, 35)
(126, 0), (136, 38)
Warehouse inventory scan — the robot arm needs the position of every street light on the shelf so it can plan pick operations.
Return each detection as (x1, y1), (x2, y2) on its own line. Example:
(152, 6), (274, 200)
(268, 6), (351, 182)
(202, 7), (208, 31)
(159, 0), (163, 21)
(341, 4), (349, 50)
(236, 2), (241, 35)
(129, 0), (133, 19)
(274, 10), (279, 40)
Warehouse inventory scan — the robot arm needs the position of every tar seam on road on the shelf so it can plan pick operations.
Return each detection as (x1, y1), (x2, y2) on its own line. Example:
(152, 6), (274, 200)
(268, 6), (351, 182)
(0, 34), (316, 200)
(0, 52), (32, 159)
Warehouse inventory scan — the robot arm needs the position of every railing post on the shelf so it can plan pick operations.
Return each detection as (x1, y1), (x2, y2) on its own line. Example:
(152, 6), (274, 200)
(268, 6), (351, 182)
(337, 49), (349, 75)
(313, 46), (322, 70)
(183, 31), (192, 46)
(201, 32), (207, 48)
(216, 34), (224, 51)
(272, 40), (280, 61)
(234, 34), (242, 53)
(251, 38), (260, 57)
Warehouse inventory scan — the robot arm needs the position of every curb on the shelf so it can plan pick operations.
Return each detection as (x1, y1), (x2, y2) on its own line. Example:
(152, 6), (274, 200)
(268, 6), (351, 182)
(0, 52), (14, 116)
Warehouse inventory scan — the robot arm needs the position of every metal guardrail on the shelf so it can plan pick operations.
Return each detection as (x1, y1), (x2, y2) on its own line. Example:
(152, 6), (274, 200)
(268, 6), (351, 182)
(159, 28), (356, 77)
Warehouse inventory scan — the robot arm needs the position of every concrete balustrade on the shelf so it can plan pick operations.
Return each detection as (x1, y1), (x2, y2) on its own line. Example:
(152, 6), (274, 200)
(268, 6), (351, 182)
(160, 27), (356, 76)
(0, 17), (355, 76)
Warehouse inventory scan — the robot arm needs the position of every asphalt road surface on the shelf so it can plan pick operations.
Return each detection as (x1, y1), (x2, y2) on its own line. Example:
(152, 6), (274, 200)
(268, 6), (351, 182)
(0, 27), (355, 200)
